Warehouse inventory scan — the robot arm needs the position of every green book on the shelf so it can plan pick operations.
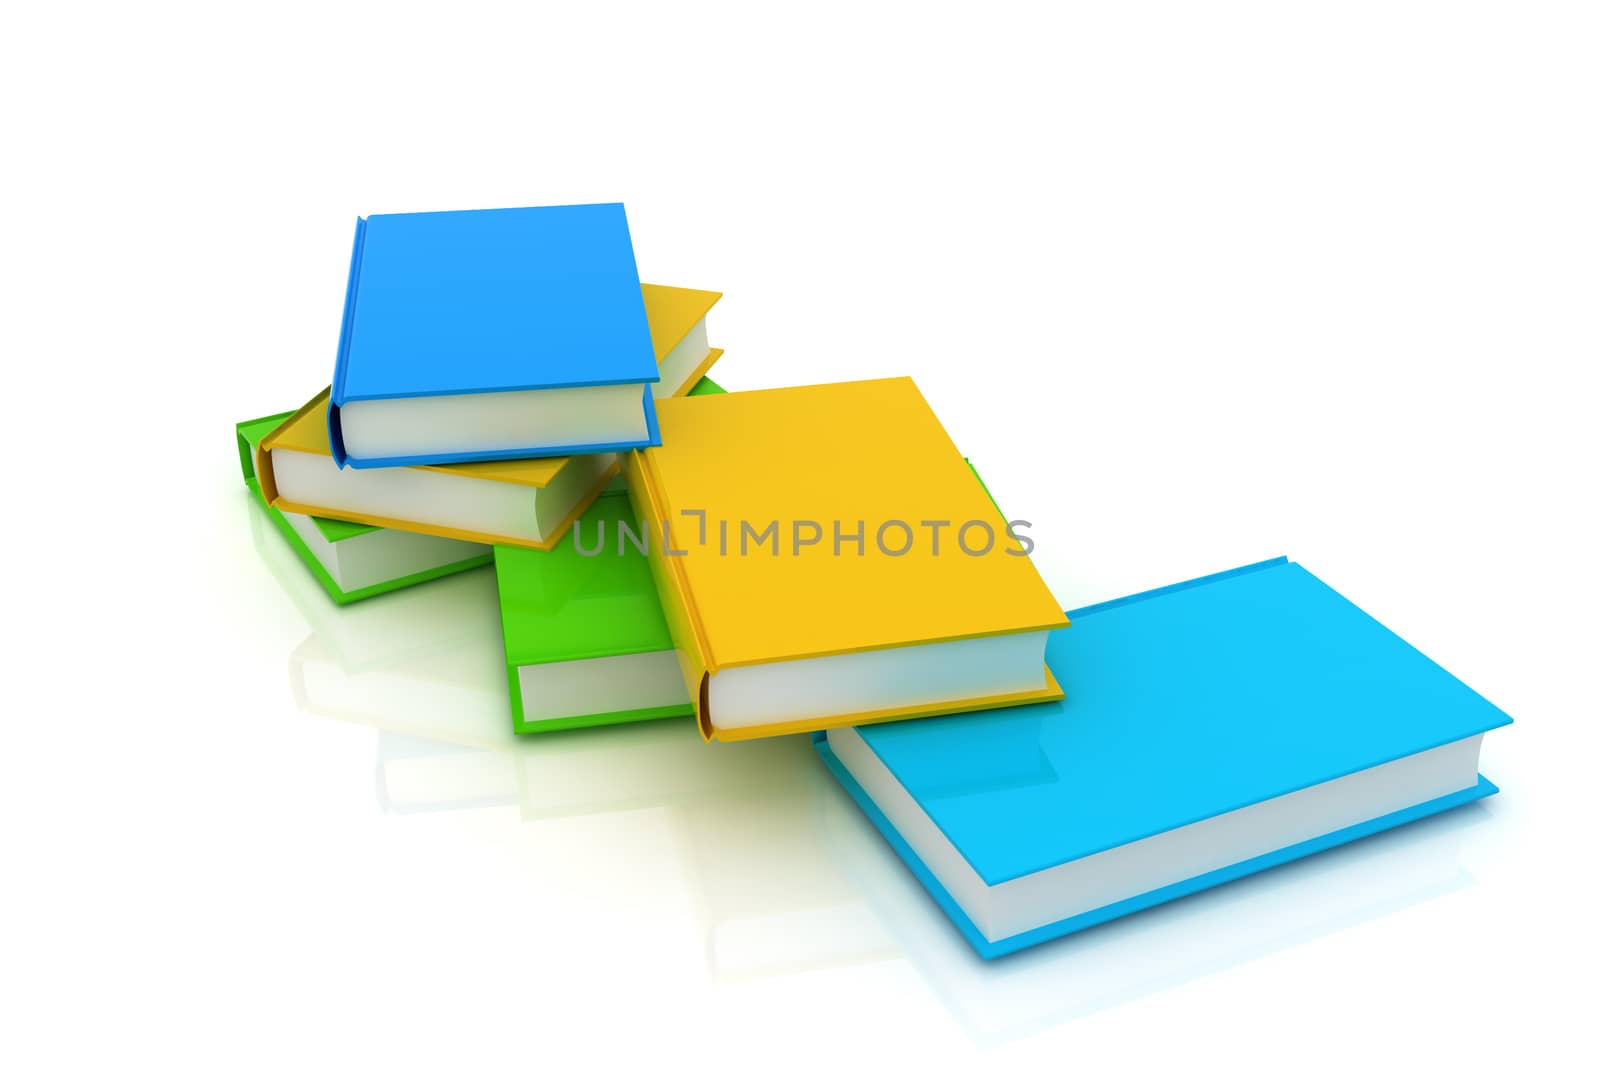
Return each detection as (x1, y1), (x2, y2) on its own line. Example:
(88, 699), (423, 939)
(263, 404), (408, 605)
(237, 412), (493, 604)
(494, 376), (725, 734)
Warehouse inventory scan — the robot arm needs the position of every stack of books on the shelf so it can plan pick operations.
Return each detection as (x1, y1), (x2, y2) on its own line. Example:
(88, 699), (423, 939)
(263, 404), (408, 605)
(238, 202), (1513, 959)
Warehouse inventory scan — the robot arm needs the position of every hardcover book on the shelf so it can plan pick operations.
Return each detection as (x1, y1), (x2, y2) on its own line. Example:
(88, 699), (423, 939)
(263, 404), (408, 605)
(623, 377), (1068, 742)
(494, 377), (726, 733)
(257, 283), (722, 550)
(328, 203), (663, 467)
(237, 412), (490, 603)
(816, 557), (1513, 958)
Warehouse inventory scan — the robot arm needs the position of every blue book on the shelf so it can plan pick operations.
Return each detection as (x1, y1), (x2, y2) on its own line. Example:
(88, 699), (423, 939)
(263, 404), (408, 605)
(328, 203), (659, 468)
(816, 557), (1512, 959)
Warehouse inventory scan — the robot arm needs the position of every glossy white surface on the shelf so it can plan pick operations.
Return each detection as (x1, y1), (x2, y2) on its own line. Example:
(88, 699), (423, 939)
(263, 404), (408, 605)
(6, 3), (1596, 1063)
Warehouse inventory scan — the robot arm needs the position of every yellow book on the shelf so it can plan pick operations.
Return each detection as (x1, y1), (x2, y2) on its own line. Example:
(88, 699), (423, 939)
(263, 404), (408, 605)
(624, 377), (1068, 741)
(258, 284), (722, 550)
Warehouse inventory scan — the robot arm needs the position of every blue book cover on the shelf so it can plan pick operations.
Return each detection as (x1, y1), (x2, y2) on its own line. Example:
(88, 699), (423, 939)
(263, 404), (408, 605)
(328, 203), (660, 468)
(816, 557), (1512, 959)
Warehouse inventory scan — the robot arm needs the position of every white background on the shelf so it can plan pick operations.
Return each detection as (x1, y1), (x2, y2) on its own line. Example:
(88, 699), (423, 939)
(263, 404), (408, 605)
(4, 2), (1597, 1063)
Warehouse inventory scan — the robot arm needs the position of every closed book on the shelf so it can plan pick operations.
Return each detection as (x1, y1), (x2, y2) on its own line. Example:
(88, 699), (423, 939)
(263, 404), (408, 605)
(236, 412), (490, 603)
(816, 557), (1513, 959)
(494, 377), (725, 734)
(623, 377), (1068, 742)
(329, 203), (666, 467)
(258, 283), (722, 550)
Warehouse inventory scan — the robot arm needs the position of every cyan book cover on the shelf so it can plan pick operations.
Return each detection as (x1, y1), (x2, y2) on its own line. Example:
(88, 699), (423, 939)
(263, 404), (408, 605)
(817, 557), (1513, 958)
(328, 203), (659, 467)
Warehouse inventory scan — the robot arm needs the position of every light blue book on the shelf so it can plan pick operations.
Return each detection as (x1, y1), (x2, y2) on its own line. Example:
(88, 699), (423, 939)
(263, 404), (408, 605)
(328, 203), (659, 468)
(816, 557), (1512, 959)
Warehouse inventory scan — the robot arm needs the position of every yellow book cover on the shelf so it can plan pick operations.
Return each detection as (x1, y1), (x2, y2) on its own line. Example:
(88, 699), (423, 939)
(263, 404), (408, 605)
(624, 377), (1068, 741)
(259, 284), (722, 550)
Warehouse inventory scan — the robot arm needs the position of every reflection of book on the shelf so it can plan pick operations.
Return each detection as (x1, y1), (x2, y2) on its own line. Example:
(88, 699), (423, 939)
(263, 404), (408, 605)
(292, 636), (804, 823)
(251, 497), (501, 672)
(238, 413), (492, 603)
(670, 760), (897, 982)
(513, 718), (809, 822)
(290, 632), (510, 750)
(824, 769), (1482, 1046)
(284, 616), (520, 814)
(377, 733), (521, 814)
(331, 655), (894, 987)
(821, 557), (1511, 958)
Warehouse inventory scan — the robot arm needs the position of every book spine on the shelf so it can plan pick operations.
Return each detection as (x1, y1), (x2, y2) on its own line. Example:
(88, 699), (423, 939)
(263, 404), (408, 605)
(622, 448), (716, 739)
(326, 217), (368, 467)
(236, 412), (297, 489)
(329, 216), (368, 406)
(237, 425), (259, 486)
(255, 387), (332, 507)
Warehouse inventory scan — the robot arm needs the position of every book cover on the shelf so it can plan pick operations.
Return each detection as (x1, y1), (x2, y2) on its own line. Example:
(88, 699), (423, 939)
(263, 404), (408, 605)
(328, 203), (661, 467)
(623, 377), (1068, 742)
(816, 557), (1514, 958)
(236, 413), (491, 603)
(258, 283), (722, 550)
(493, 377), (726, 734)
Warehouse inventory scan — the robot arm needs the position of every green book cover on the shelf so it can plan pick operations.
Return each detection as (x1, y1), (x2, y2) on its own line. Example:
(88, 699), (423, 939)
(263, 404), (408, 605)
(494, 376), (726, 734)
(495, 492), (691, 733)
(236, 412), (493, 604)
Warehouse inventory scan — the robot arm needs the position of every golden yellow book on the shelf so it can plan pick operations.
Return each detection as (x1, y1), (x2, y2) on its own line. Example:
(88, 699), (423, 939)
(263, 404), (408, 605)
(258, 284), (722, 550)
(624, 377), (1068, 741)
